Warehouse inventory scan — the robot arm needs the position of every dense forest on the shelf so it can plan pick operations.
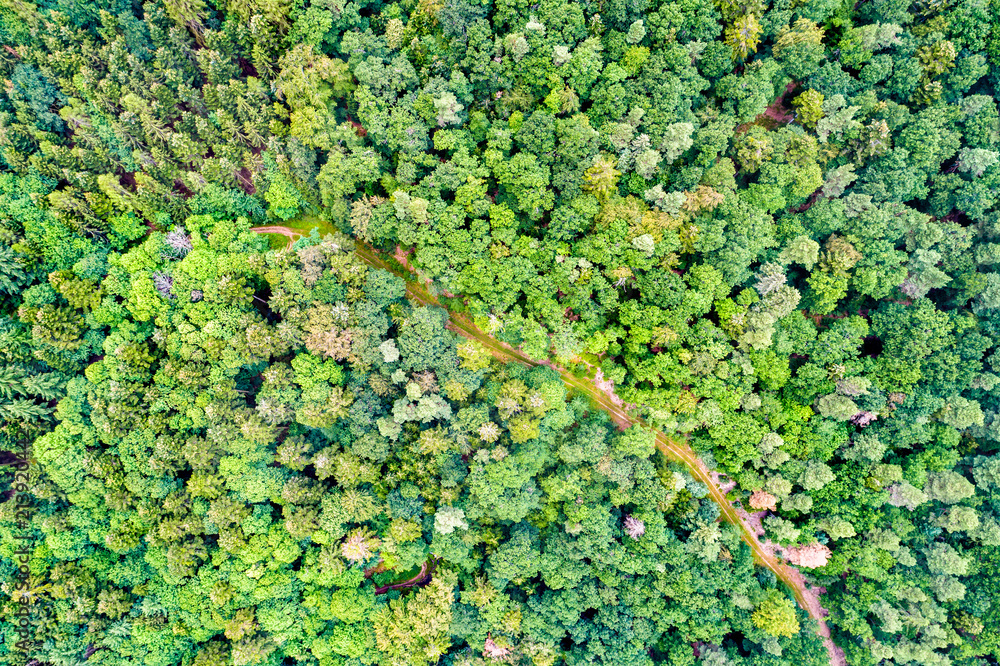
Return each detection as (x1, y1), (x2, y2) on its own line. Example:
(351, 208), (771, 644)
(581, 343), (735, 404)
(1, 0), (999, 664)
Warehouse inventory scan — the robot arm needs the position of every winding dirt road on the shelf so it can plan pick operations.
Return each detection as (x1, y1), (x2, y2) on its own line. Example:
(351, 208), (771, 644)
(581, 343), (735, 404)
(256, 227), (844, 665)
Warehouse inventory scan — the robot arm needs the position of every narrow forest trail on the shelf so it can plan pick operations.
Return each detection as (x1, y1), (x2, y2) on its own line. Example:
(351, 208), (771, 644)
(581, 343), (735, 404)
(257, 227), (843, 665)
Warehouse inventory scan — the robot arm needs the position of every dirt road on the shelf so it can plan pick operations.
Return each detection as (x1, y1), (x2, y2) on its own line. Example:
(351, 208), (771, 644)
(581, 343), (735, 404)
(256, 228), (844, 665)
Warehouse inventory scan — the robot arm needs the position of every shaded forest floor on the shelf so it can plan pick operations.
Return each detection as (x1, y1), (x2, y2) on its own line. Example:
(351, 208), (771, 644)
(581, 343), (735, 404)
(255, 225), (844, 665)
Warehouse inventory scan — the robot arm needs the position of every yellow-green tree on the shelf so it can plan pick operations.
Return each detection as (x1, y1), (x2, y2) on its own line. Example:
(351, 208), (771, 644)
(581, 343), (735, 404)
(373, 570), (458, 665)
(583, 155), (621, 201)
(751, 592), (800, 638)
(725, 13), (762, 62)
(792, 89), (824, 128)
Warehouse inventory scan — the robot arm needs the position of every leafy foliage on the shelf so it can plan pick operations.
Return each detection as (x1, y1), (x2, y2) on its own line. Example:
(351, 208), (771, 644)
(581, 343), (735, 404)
(2, 0), (1000, 664)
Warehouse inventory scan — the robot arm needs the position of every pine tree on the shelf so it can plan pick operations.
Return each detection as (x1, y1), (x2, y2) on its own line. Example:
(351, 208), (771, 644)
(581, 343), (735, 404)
(0, 398), (54, 422)
(20, 372), (64, 401)
(0, 245), (27, 295)
(0, 365), (25, 399)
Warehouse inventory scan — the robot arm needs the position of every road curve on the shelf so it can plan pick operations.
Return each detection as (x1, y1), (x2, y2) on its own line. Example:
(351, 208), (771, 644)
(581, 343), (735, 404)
(255, 228), (842, 665)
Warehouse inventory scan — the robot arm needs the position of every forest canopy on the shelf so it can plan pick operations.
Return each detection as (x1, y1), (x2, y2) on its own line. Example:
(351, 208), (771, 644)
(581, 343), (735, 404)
(1, 0), (1000, 665)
